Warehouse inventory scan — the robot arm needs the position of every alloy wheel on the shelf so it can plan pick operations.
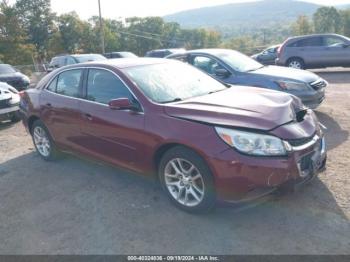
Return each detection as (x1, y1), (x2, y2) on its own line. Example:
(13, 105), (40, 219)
(164, 158), (205, 207)
(288, 60), (302, 69)
(33, 126), (51, 157)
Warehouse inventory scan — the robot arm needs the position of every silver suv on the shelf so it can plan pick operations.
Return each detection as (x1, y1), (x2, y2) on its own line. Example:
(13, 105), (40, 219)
(276, 34), (350, 69)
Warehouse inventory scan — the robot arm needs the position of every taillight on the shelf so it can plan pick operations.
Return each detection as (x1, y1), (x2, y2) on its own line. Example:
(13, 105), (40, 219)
(19, 91), (25, 98)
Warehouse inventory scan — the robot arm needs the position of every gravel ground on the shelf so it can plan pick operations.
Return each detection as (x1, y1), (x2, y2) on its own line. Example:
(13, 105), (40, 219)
(0, 69), (349, 254)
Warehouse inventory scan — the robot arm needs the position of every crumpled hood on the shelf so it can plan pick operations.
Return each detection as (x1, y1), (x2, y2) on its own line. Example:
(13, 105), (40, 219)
(164, 86), (305, 131)
(251, 65), (319, 83)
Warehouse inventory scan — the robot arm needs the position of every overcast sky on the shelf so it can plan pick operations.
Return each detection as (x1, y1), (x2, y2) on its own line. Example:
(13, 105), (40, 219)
(49, 0), (350, 19)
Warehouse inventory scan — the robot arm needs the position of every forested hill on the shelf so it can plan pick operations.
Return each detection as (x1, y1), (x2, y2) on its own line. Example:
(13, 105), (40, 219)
(164, 0), (321, 36)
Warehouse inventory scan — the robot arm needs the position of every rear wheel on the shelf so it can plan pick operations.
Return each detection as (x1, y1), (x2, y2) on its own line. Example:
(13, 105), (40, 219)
(159, 146), (216, 213)
(31, 120), (60, 161)
(287, 58), (305, 69)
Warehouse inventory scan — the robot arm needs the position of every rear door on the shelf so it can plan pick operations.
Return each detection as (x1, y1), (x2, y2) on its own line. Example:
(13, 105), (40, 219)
(40, 69), (84, 151)
(321, 36), (350, 67)
(292, 37), (324, 67)
(79, 68), (145, 171)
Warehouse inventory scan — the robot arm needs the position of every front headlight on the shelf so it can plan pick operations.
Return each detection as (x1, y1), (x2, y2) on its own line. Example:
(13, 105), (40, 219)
(276, 80), (310, 91)
(215, 127), (288, 156)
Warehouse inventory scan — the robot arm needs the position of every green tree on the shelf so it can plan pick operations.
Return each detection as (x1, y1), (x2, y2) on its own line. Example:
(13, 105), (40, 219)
(340, 9), (350, 37)
(292, 15), (313, 36)
(0, 0), (35, 64)
(313, 7), (342, 34)
(15, 0), (54, 59)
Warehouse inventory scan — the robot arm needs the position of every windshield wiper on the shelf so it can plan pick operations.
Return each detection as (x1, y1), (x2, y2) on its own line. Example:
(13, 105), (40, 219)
(161, 98), (183, 104)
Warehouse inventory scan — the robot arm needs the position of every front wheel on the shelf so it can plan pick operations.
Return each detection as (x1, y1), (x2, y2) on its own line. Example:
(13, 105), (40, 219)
(159, 146), (216, 213)
(31, 120), (60, 161)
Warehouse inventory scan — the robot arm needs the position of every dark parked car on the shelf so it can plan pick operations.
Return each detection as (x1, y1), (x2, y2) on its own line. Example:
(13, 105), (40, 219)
(167, 49), (327, 109)
(276, 34), (350, 69)
(47, 54), (107, 72)
(145, 48), (186, 58)
(0, 64), (30, 91)
(251, 45), (280, 65)
(20, 58), (327, 213)
(103, 52), (138, 59)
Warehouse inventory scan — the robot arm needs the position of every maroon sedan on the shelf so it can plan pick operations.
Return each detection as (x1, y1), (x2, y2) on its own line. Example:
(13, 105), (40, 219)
(20, 58), (327, 213)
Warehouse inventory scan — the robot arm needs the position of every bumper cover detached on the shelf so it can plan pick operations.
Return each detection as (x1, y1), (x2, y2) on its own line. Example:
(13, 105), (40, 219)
(213, 135), (327, 204)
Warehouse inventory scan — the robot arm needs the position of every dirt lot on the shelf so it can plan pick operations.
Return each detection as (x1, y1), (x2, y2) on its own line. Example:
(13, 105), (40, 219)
(0, 69), (349, 254)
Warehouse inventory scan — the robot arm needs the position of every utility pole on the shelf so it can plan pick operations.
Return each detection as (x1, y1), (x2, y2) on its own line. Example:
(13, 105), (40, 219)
(98, 0), (105, 54)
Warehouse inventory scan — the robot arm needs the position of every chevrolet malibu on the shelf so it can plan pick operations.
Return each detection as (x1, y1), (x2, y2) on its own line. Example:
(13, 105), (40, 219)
(20, 59), (327, 213)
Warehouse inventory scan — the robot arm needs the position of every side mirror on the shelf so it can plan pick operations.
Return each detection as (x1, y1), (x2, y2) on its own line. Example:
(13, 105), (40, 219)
(342, 43), (350, 48)
(108, 98), (138, 111)
(214, 68), (230, 78)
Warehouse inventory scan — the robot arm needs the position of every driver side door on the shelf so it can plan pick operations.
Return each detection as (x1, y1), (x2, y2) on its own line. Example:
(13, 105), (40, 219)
(79, 68), (145, 172)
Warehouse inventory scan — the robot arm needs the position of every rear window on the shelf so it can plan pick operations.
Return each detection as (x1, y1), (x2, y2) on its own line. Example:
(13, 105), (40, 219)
(288, 37), (322, 47)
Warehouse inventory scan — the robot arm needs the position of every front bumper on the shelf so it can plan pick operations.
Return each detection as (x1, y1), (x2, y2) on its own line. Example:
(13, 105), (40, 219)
(211, 134), (327, 202)
(0, 105), (19, 121)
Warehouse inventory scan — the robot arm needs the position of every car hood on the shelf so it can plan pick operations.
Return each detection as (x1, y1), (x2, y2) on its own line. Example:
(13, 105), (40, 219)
(163, 86), (305, 131)
(251, 65), (319, 83)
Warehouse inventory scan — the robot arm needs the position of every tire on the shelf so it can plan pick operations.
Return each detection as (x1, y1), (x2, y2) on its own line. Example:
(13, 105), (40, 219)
(158, 146), (216, 213)
(287, 58), (305, 70)
(31, 120), (60, 161)
(10, 111), (21, 123)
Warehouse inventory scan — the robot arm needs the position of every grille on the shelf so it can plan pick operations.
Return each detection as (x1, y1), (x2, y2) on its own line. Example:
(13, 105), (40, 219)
(0, 99), (10, 109)
(287, 134), (315, 147)
(310, 80), (327, 91)
(299, 153), (313, 172)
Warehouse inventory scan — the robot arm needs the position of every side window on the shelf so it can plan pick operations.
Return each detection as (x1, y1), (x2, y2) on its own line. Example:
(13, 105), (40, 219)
(192, 56), (224, 75)
(86, 69), (132, 104)
(46, 76), (58, 92)
(294, 37), (322, 47)
(323, 37), (346, 47)
(56, 69), (82, 98)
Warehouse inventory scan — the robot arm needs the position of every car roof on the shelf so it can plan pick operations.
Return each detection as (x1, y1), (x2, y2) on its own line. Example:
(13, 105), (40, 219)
(168, 48), (237, 57)
(286, 33), (347, 41)
(63, 58), (170, 69)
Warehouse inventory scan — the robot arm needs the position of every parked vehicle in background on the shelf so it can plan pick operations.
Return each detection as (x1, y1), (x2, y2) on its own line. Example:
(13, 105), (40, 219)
(0, 82), (21, 122)
(251, 45), (280, 65)
(103, 52), (138, 59)
(47, 54), (107, 72)
(20, 58), (327, 213)
(276, 34), (350, 69)
(167, 49), (327, 109)
(145, 48), (186, 58)
(0, 64), (30, 91)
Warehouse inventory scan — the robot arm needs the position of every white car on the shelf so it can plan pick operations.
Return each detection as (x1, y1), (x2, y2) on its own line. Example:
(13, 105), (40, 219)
(0, 82), (21, 122)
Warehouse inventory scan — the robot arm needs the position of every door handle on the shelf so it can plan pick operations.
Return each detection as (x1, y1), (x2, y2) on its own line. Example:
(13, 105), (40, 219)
(83, 113), (93, 121)
(45, 103), (52, 107)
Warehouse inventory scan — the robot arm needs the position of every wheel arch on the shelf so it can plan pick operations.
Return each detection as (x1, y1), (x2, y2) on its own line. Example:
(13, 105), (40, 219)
(27, 115), (40, 134)
(153, 142), (216, 181)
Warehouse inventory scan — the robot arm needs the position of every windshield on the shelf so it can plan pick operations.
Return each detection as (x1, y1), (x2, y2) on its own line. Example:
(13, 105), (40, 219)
(0, 64), (17, 74)
(217, 50), (263, 72)
(124, 61), (228, 103)
(119, 52), (138, 58)
(74, 54), (107, 63)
